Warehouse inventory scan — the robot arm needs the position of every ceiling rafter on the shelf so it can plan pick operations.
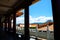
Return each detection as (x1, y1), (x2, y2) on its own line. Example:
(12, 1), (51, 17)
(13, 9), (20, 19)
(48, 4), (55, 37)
(0, 4), (12, 8)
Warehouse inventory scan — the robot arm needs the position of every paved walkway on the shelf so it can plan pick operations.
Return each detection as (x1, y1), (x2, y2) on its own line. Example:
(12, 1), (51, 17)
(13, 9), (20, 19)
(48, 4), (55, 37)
(0, 27), (22, 40)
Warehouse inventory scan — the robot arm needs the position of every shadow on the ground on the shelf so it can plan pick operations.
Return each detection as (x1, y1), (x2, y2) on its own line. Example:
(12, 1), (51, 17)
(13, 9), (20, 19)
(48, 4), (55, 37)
(0, 27), (22, 40)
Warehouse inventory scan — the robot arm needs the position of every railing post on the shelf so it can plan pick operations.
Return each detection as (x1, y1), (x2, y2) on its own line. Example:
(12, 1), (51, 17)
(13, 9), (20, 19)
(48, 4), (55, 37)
(47, 25), (50, 40)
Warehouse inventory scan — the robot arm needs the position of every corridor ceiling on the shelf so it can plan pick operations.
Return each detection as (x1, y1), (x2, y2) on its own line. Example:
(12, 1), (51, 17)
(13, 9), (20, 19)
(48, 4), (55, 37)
(0, 0), (39, 15)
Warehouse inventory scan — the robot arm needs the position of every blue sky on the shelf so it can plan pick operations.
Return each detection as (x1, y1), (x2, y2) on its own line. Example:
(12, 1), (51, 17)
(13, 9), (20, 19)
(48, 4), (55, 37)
(29, 0), (52, 17)
(16, 0), (53, 24)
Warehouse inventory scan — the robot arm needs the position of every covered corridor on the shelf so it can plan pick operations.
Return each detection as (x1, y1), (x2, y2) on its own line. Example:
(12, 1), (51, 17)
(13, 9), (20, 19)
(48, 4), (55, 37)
(0, 0), (39, 40)
(0, 0), (59, 40)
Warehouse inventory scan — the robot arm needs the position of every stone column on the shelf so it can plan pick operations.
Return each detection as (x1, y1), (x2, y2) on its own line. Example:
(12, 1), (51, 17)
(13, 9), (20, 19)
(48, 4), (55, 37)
(47, 25), (50, 40)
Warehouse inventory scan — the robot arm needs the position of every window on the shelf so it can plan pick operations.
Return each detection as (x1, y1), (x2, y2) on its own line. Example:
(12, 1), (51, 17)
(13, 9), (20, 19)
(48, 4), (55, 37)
(29, 0), (54, 40)
(16, 9), (25, 37)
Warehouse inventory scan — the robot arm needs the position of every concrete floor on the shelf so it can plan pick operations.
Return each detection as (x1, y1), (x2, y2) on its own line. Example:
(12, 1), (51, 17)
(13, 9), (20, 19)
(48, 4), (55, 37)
(0, 27), (22, 40)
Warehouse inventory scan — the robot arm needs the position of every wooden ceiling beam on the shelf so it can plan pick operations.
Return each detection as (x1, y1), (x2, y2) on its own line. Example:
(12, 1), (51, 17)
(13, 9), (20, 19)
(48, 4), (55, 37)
(0, 4), (12, 8)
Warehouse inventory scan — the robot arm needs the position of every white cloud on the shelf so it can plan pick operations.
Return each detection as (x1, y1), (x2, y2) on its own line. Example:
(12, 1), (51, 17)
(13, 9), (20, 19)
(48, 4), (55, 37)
(29, 16), (53, 23)
(16, 16), (53, 24)
(16, 17), (24, 24)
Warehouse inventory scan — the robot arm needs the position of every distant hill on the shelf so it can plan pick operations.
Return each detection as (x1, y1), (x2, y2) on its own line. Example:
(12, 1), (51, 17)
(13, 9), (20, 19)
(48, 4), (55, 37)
(45, 20), (53, 23)
(31, 23), (43, 24)
(31, 20), (53, 24)
(16, 20), (53, 25)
